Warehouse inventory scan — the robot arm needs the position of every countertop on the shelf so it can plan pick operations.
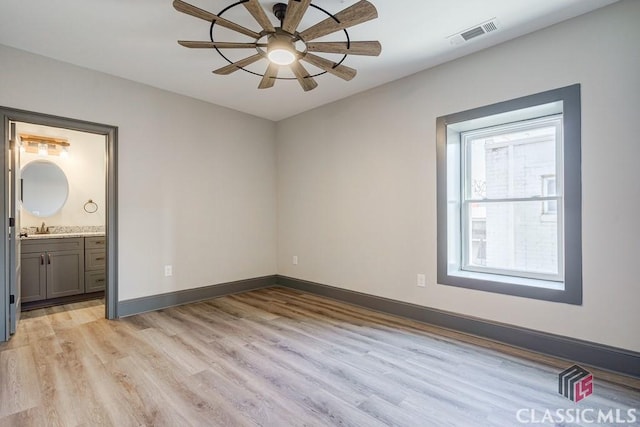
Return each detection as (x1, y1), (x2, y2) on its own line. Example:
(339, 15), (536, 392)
(21, 232), (105, 240)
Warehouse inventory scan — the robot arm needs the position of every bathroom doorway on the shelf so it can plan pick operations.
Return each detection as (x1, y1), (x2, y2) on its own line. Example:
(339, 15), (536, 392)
(0, 107), (118, 341)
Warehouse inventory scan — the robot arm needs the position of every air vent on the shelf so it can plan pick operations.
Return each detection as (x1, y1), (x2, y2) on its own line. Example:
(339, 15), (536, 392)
(461, 27), (485, 41)
(448, 18), (500, 45)
(483, 21), (498, 33)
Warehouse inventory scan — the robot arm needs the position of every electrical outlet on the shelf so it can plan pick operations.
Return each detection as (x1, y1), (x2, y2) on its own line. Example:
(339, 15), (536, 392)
(164, 265), (173, 277)
(417, 273), (426, 287)
(292, 256), (298, 265)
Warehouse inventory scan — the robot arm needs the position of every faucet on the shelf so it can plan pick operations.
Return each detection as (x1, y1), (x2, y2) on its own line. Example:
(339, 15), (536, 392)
(35, 221), (50, 234)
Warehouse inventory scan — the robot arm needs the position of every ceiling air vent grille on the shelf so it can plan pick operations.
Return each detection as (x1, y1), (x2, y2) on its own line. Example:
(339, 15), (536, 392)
(461, 27), (485, 41)
(483, 21), (498, 33)
(448, 18), (500, 45)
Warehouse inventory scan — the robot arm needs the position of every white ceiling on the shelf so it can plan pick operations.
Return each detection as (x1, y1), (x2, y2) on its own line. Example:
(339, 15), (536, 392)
(0, 0), (617, 121)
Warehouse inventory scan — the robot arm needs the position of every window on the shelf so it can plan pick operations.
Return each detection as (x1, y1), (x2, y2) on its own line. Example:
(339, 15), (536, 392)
(436, 85), (582, 304)
(541, 175), (557, 215)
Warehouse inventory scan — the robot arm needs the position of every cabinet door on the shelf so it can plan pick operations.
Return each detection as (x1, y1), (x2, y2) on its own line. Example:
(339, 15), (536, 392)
(46, 250), (85, 299)
(21, 252), (47, 303)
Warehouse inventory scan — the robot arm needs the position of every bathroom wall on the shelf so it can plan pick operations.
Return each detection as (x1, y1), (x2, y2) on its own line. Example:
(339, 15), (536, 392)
(17, 123), (106, 231)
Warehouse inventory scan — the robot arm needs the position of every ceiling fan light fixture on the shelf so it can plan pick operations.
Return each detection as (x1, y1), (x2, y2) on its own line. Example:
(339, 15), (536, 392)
(267, 32), (296, 65)
(268, 48), (295, 65)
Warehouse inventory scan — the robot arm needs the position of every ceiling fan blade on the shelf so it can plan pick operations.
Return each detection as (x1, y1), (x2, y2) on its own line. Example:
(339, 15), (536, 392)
(242, 0), (276, 33)
(282, 0), (311, 34)
(173, 0), (261, 39)
(306, 41), (381, 56)
(301, 53), (357, 81)
(213, 53), (264, 75)
(178, 41), (265, 49)
(289, 60), (318, 92)
(258, 63), (279, 89)
(299, 0), (378, 42)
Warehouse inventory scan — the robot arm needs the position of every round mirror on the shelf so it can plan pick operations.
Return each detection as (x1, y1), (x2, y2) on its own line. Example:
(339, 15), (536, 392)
(21, 160), (69, 217)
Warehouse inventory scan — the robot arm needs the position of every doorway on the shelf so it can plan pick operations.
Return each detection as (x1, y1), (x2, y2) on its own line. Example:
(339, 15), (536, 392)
(0, 107), (118, 341)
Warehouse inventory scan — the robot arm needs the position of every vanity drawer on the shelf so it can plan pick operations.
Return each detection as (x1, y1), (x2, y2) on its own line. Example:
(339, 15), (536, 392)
(85, 236), (106, 249)
(85, 249), (106, 271)
(85, 270), (106, 293)
(22, 237), (84, 254)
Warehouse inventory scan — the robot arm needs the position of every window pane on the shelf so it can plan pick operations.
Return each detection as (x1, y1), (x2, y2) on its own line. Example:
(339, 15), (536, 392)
(466, 201), (559, 276)
(542, 176), (557, 214)
(467, 125), (558, 199)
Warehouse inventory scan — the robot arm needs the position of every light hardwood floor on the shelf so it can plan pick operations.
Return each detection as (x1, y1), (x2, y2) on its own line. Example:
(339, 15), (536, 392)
(1, 287), (638, 426)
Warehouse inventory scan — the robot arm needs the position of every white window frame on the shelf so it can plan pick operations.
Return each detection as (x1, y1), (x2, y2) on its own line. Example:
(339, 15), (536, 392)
(436, 85), (582, 305)
(541, 175), (558, 215)
(459, 116), (564, 283)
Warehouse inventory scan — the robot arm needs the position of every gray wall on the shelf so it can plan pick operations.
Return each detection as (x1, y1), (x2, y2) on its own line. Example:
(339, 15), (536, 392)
(0, 44), (278, 301)
(276, 1), (640, 352)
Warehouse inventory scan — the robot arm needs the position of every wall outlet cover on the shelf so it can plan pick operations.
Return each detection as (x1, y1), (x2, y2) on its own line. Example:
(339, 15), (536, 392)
(417, 273), (426, 287)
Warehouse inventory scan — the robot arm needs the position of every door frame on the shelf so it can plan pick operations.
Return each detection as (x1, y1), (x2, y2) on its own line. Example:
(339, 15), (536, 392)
(8, 121), (21, 334)
(0, 107), (118, 341)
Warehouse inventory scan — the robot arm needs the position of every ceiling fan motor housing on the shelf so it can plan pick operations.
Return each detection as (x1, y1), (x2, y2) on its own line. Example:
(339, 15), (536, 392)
(267, 30), (298, 65)
(273, 3), (288, 24)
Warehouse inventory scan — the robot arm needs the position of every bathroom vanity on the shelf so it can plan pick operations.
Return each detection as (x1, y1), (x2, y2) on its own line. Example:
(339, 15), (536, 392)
(18, 155), (106, 310)
(21, 234), (106, 307)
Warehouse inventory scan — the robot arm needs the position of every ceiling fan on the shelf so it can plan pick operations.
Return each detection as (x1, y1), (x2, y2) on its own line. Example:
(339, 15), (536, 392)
(173, 0), (382, 91)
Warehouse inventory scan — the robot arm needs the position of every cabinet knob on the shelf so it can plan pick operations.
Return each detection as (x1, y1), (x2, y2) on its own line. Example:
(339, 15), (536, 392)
(40, 254), (45, 265)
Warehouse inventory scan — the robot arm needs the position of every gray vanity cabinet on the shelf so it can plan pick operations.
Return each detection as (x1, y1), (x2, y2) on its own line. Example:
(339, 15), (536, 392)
(21, 252), (47, 302)
(47, 249), (85, 298)
(21, 238), (85, 302)
(84, 237), (106, 292)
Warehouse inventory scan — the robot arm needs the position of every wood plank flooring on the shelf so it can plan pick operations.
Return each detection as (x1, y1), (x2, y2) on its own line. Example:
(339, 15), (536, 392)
(1, 287), (638, 426)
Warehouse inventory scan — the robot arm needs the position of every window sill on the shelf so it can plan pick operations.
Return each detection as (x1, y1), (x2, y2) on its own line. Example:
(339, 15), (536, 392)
(447, 268), (564, 291)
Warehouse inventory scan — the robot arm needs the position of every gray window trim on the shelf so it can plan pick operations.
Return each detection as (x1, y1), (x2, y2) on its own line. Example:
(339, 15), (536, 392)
(436, 84), (582, 304)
